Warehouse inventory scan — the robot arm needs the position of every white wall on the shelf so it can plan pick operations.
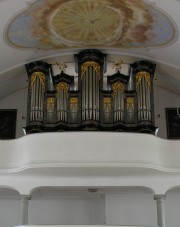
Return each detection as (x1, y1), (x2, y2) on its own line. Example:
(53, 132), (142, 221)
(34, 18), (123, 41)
(0, 88), (27, 138)
(0, 198), (20, 227)
(105, 193), (156, 226)
(166, 189), (180, 227)
(29, 196), (105, 225)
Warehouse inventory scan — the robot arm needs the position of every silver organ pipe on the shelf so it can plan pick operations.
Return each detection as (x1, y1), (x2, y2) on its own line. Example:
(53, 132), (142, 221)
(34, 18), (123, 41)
(89, 65), (92, 120)
(30, 72), (45, 122)
(81, 61), (100, 121)
(112, 82), (125, 122)
(85, 67), (88, 119)
(48, 66), (54, 91)
(56, 82), (69, 123)
(127, 67), (133, 91)
(93, 68), (96, 120)
(136, 71), (151, 122)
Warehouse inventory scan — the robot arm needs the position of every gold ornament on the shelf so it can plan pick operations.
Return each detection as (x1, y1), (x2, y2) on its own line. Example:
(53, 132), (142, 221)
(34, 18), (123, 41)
(81, 61), (100, 80)
(112, 59), (124, 72)
(47, 97), (55, 111)
(103, 97), (111, 111)
(70, 97), (78, 111)
(55, 62), (67, 73)
(56, 82), (69, 93)
(127, 97), (134, 110)
(112, 82), (125, 96)
(136, 71), (151, 90)
(31, 72), (45, 88)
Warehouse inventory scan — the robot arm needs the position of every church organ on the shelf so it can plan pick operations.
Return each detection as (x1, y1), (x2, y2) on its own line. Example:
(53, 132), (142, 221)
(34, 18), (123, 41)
(25, 50), (156, 134)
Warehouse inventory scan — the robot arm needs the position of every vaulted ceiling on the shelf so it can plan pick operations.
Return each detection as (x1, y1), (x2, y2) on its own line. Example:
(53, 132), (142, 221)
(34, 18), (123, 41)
(0, 0), (180, 99)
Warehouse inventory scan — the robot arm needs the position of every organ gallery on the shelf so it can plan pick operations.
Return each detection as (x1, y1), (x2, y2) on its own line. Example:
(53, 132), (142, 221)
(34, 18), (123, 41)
(25, 50), (156, 134)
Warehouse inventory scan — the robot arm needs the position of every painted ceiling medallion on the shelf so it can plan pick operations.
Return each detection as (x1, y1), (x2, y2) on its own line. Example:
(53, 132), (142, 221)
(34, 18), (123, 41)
(6, 0), (175, 50)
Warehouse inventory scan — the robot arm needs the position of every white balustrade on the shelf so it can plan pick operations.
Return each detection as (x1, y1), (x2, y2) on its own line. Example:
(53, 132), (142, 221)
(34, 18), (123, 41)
(15, 225), (159, 227)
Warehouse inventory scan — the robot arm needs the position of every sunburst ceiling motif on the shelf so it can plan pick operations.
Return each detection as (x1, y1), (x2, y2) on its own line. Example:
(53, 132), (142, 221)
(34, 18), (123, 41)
(6, 0), (176, 50)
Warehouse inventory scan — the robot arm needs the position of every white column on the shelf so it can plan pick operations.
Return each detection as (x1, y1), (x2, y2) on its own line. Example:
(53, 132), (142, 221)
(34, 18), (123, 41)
(154, 194), (166, 227)
(20, 195), (31, 225)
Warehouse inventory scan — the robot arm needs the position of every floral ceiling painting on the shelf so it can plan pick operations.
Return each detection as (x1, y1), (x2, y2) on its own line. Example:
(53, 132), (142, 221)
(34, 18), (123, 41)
(6, 0), (175, 50)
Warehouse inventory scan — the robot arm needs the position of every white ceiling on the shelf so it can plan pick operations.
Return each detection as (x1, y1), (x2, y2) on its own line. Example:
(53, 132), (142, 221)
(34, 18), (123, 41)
(0, 0), (180, 99)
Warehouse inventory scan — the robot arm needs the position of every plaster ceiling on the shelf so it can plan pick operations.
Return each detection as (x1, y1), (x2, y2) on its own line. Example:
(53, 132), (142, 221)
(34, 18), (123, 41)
(0, 0), (180, 99)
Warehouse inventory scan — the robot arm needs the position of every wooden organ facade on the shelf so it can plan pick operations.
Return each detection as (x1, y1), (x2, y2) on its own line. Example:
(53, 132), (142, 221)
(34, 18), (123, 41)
(25, 50), (156, 134)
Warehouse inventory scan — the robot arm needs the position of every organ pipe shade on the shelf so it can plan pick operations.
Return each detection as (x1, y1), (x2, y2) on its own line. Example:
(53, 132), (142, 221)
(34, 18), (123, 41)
(126, 97), (135, 123)
(56, 82), (69, 122)
(136, 71), (151, 121)
(30, 72), (45, 122)
(81, 61), (100, 121)
(70, 97), (78, 123)
(112, 82), (125, 122)
(46, 97), (55, 123)
(103, 97), (111, 123)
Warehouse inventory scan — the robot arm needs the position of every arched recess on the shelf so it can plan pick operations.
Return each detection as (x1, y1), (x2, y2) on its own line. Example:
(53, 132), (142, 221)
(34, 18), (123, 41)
(0, 186), (21, 227)
(164, 187), (180, 227)
(0, 185), (20, 197)
(30, 186), (155, 197)
(28, 186), (156, 226)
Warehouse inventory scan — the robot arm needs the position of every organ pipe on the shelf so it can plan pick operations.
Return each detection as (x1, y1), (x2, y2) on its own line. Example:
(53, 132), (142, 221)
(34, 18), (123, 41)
(30, 72), (45, 122)
(136, 71), (151, 122)
(81, 61), (100, 121)
(112, 82), (125, 122)
(56, 82), (69, 123)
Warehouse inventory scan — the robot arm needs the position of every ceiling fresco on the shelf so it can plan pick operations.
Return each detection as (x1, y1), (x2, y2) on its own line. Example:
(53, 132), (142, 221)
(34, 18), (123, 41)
(6, 0), (176, 50)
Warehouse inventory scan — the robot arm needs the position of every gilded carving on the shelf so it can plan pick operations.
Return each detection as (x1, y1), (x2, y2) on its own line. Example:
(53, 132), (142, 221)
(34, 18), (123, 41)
(112, 82), (125, 96)
(103, 97), (111, 111)
(70, 97), (78, 111)
(81, 61), (100, 80)
(47, 97), (55, 111)
(136, 71), (151, 89)
(55, 62), (67, 73)
(31, 72), (45, 88)
(112, 60), (124, 72)
(56, 82), (69, 93)
(127, 97), (134, 110)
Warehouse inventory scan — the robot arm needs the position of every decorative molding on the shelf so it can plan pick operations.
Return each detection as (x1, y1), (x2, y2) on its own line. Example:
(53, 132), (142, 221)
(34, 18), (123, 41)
(154, 194), (166, 201)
